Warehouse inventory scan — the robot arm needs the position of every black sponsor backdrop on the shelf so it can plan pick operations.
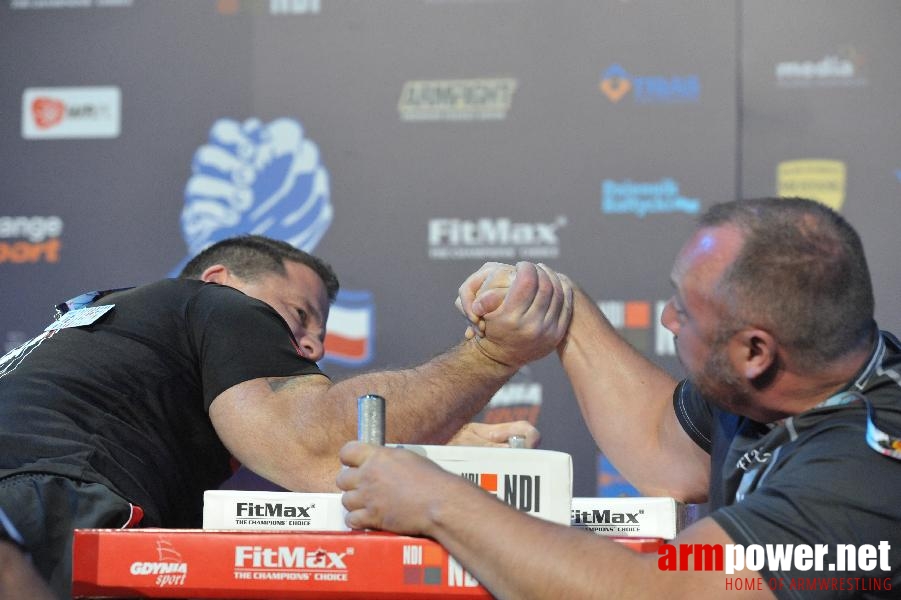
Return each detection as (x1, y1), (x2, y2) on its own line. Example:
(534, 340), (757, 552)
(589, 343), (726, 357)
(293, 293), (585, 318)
(1, 0), (898, 498)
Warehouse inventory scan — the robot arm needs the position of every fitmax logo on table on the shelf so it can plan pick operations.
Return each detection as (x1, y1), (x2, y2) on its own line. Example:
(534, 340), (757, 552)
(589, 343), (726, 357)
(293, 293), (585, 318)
(233, 544), (353, 582)
(599, 64), (700, 104)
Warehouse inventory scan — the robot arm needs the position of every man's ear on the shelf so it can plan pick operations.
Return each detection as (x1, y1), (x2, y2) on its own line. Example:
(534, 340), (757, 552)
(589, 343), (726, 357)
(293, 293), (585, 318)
(729, 328), (778, 380)
(199, 264), (230, 284)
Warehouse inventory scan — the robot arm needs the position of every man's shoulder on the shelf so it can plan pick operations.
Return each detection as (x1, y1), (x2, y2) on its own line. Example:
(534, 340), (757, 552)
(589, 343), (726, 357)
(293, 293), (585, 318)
(123, 279), (247, 305)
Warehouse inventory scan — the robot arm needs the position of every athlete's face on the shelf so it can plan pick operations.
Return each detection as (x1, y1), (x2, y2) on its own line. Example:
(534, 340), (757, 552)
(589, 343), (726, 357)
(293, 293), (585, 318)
(231, 260), (330, 362)
(660, 225), (755, 411)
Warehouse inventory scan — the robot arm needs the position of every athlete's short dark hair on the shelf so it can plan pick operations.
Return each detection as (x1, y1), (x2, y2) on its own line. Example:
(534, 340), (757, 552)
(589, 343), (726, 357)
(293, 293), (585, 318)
(699, 197), (874, 368)
(178, 235), (339, 303)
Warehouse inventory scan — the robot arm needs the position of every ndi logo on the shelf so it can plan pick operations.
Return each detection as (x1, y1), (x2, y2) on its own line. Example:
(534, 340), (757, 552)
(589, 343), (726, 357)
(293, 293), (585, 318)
(598, 300), (675, 358)
(601, 178), (700, 217)
(599, 64), (700, 104)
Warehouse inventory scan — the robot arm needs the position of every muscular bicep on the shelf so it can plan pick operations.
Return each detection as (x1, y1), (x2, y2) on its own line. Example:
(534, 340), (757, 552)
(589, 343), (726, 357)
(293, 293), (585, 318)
(208, 374), (350, 492)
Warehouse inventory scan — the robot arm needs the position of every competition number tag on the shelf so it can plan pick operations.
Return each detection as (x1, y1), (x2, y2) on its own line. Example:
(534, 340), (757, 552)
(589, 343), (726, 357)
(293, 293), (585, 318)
(45, 304), (115, 331)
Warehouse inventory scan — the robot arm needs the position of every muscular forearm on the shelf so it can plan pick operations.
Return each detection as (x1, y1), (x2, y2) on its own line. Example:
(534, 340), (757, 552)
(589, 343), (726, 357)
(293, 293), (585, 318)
(216, 339), (518, 492)
(424, 478), (656, 600)
(325, 338), (518, 445)
(558, 288), (708, 501)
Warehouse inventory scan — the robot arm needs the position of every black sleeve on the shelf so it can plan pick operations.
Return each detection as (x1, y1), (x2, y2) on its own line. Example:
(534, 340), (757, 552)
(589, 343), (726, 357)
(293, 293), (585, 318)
(185, 283), (324, 409)
(673, 378), (713, 454)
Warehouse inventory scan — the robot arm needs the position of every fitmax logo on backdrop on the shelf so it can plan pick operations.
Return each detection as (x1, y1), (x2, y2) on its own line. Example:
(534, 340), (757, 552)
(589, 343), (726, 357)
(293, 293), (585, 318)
(599, 64), (700, 104)
(427, 216), (566, 260)
(176, 117), (373, 366)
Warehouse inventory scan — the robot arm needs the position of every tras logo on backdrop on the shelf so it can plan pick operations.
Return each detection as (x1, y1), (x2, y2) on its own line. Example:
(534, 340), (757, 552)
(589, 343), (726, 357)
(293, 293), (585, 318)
(599, 64), (700, 104)
(175, 117), (373, 366)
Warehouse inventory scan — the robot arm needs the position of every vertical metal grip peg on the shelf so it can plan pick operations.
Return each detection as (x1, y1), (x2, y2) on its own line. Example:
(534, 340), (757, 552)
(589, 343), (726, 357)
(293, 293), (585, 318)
(357, 394), (385, 445)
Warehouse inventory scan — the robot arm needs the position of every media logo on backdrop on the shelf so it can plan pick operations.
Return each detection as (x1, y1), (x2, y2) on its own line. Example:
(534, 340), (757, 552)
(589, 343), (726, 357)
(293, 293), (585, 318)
(428, 215), (565, 260)
(0, 216), (64, 264)
(177, 117), (373, 366)
(9, 0), (132, 9)
(601, 178), (701, 217)
(21, 87), (121, 139)
(398, 78), (517, 122)
(599, 64), (700, 104)
(775, 47), (868, 88)
(776, 159), (846, 211)
(598, 300), (674, 357)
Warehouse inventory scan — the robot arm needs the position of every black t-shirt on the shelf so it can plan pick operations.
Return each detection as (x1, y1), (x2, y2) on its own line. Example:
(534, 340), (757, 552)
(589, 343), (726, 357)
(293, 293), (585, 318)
(675, 330), (901, 598)
(0, 279), (322, 527)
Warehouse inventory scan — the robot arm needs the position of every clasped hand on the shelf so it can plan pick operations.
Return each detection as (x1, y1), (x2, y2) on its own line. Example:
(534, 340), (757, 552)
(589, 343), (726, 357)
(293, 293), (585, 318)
(455, 261), (573, 368)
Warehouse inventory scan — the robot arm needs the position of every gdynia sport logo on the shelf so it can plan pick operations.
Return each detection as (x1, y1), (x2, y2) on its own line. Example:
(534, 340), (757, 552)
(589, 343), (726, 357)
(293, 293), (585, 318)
(657, 541), (893, 593)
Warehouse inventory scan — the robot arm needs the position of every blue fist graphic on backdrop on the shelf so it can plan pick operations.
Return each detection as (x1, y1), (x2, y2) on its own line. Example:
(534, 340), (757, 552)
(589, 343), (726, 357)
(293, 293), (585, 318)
(171, 117), (333, 275)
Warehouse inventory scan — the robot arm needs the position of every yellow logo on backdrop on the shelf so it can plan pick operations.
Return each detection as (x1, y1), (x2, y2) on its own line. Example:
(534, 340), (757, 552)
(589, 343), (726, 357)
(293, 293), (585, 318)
(776, 159), (846, 211)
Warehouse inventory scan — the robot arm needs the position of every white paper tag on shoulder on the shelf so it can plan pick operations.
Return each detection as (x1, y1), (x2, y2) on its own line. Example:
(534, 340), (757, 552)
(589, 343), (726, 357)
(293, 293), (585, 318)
(45, 304), (115, 331)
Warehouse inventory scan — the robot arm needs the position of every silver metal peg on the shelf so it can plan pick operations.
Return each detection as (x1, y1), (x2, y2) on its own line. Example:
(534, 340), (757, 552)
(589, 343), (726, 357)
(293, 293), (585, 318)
(357, 394), (385, 445)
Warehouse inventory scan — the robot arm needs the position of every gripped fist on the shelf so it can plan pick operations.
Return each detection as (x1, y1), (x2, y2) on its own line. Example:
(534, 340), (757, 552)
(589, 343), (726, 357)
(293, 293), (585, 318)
(457, 262), (573, 367)
(337, 441), (466, 536)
